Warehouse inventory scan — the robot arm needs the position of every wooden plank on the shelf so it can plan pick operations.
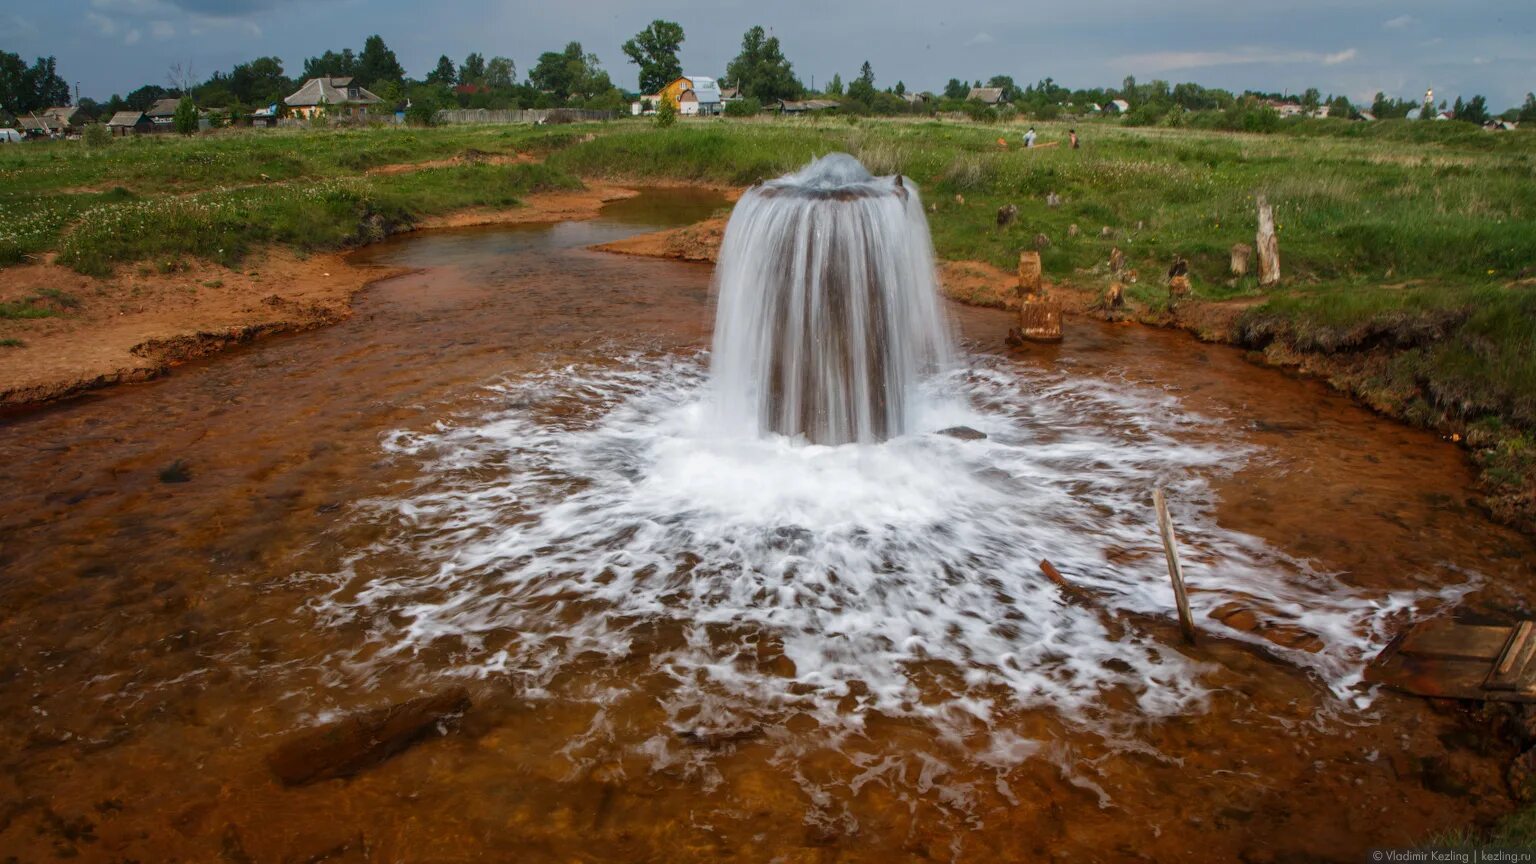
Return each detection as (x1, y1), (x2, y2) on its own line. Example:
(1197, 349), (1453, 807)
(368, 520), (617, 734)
(1486, 622), (1536, 691)
(1399, 622), (1511, 661)
(1369, 655), (1502, 700)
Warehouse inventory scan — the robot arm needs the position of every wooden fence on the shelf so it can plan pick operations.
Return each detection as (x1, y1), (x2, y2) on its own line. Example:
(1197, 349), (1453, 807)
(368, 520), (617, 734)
(434, 108), (616, 125)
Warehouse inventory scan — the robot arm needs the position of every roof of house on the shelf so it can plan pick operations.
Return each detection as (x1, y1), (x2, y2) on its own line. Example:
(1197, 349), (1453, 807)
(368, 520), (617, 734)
(1106, 99), (1130, 112)
(147, 98), (182, 117)
(720, 87), (740, 99)
(284, 77), (383, 107)
(21, 113), (64, 131)
(107, 110), (146, 126)
(778, 99), (839, 112)
(967, 87), (1006, 104)
(43, 106), (81, 124)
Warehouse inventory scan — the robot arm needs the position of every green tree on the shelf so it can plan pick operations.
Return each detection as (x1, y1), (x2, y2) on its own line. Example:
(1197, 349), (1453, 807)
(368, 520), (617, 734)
(942, 78), (969, 100)
(724, 25), (803, 103)
(825, 73), (843, 96)
(1520, 93), (1536, 123)
(356, 35), (404, 90)
(485, 56), (515, 89)
(1457, 94), (1490, 125)
(847, 60), (876, 102)
(303, 49), (356, 80)
(894, 81), (905, 97)
(529, 42), (615, 104)
(230, 57), (290, 105)
(426, 55), (457, 86)
(458, 52), (486, 86)
(1300, 87), (1320, 111)
(622, 19), (685, 94)
(173, 95), (198, 135)
(0, 53), (69, 112)
(655, 92), (677, 127)
(1326, 94), (1352, 118)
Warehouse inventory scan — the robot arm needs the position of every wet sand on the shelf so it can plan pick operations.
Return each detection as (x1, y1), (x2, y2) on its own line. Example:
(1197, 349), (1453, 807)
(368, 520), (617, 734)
(1, 190), (1533, 862)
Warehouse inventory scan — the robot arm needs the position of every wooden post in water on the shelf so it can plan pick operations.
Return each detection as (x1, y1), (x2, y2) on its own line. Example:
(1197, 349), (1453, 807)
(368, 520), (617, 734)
(1154, 487), (1198, 645)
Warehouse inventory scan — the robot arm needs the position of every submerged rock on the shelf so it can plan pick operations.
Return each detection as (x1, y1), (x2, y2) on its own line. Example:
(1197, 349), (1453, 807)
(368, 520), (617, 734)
(937, 426), (987, 441)
(267, 686), (472, 786)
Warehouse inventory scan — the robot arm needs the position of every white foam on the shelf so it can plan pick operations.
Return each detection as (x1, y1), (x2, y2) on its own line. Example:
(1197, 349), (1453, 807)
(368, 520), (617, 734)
(311, 351), (1473, 770)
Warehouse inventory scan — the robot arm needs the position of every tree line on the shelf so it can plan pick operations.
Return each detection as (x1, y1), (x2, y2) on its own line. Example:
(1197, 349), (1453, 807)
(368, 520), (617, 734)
(4, 28), (1534, 128)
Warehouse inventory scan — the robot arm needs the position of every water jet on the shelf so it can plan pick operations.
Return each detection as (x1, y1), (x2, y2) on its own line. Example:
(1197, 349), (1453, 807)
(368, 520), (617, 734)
(709, 153), (952, 445)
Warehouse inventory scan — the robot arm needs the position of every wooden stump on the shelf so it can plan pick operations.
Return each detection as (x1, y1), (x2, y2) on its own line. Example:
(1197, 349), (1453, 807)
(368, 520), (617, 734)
(1168, 274), (1191, 298)
(1067, 224), (1080, 238)
(996, 204), (1018, 227)
(1012, 295), (1063, 342)
(1106, 282), (1124, 308)
(1045, 192), (1062, 208)
(1230, 242), (1253, 277)
(1109, 246), (1125, 275)
(1016, 250), (1042, 295)
(1033, 232), (1052, 250)
(1256, 195), (1280, 286)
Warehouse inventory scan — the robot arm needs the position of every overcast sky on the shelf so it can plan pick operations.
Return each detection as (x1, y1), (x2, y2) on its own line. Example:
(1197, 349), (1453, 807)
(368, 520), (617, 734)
(3, 0), (1533, 109)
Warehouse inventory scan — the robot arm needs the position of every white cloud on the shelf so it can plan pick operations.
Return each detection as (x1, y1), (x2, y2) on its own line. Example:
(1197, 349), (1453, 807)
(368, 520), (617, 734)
(85, 10), (118, 36)
(1116, 46), (1358, 73)
(150, 19), (175, 39)
(123, 27), (142, 45)
(1383, 15), (1417, 30)
(964, 32), (994, 46)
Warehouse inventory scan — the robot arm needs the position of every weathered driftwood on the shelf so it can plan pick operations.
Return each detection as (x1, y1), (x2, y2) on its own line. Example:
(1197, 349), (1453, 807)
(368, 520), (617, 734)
(1153, 488), (1198, 645)
(1109, 246), (1125, 275)
(267, 687), (472, 786)
(1256, 195), (1281, 286)
(1105, 282), (1125, 308)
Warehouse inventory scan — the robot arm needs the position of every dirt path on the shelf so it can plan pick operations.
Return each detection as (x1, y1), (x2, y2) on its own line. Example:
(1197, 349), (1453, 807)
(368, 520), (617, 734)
(0, 184), (638, 407)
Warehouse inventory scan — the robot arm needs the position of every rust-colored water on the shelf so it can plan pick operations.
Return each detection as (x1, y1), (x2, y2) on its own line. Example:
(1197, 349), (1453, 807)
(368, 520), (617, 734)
(2, 190), (1532, 863)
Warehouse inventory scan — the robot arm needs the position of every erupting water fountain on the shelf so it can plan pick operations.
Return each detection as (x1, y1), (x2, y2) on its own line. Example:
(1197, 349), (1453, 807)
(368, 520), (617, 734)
(709, 153), (953, 445)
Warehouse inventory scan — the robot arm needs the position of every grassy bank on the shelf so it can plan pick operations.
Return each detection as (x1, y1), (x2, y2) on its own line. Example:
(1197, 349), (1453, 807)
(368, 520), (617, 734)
(2, 117), (1533, 524)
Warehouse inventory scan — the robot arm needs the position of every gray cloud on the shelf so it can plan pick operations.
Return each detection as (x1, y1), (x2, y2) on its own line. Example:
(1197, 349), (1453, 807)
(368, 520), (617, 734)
(18, 0), (1536, 110)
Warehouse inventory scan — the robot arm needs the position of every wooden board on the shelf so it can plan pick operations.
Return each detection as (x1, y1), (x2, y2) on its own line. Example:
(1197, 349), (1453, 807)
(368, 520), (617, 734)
(1367, 619), (1536, 702)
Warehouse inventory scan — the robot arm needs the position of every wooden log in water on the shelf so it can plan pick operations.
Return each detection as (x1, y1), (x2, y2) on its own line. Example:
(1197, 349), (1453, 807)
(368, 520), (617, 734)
(1153, 488), (1198, 645)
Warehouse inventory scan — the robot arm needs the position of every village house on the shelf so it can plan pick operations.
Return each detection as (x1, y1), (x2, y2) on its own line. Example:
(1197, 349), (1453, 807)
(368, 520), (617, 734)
(284, 77), (384, 121)
(966, 87), (1007, 105)
(632, 75), (723, 116)
(1104, 99), (1130, 114)
(106, 110), (149, 136)
(145, 98), (183, 132)
(42, 106), (84, 134)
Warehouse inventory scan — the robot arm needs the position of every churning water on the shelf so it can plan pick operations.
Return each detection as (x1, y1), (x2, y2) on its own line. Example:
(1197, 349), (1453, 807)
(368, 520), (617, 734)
(313, 159), (1469, 772)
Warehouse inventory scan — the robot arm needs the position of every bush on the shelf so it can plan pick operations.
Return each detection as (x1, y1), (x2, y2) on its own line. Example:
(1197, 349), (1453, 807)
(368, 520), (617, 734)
(724, 97), (761, 118)
(173, 96), (198, 136)
(82, 123), (111, 149)
(405, 101), (438, 127)
(655, 94), (677, 128)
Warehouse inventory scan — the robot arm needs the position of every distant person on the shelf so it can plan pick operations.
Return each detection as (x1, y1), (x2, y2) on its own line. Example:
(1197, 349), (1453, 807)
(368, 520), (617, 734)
(1069, 129), (1079, 149)
(1023, 127), (1037, 148)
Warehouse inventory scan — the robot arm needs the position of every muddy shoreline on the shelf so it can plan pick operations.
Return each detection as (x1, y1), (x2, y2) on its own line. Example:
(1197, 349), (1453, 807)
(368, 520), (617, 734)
(0, 184), (640, 408)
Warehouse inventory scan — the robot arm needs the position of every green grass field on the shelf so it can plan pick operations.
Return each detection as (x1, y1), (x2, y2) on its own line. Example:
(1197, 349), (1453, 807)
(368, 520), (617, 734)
(2, 116), (1533, 518)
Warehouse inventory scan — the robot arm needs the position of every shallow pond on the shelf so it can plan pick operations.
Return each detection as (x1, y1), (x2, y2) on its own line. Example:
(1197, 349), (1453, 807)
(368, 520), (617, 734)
(1, 188), (1532, 862)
